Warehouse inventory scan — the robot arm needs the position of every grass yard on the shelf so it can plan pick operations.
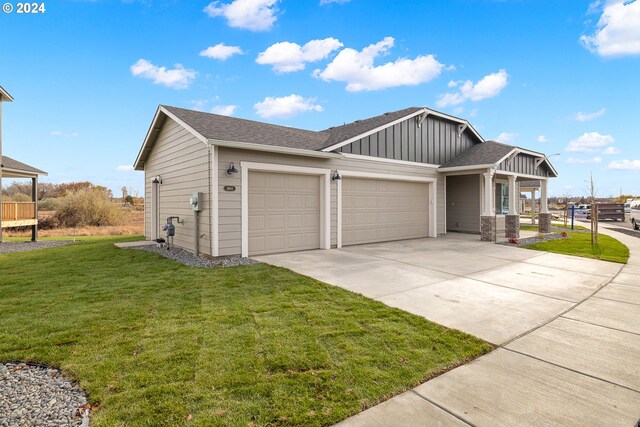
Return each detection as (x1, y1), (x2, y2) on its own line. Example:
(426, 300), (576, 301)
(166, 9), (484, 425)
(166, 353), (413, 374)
(522, 230), (629, 264)
(0, 237), (491, 426)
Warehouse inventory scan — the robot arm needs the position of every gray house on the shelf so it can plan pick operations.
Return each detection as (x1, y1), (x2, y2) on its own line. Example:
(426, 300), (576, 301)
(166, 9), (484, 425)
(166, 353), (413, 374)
(134, 106), (557, 257)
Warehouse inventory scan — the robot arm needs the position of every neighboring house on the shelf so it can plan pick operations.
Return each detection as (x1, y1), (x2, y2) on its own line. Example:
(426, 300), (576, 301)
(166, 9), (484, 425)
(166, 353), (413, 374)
(0, 86), (48, 242)
(134, 105), (557, 257)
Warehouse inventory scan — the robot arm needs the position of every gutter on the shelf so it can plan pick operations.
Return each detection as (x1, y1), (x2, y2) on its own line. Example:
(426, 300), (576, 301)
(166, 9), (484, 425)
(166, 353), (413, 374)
(208, 139), (343, 159)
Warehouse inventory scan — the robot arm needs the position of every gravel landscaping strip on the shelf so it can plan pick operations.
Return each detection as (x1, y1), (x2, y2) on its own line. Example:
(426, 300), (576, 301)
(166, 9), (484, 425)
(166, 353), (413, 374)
(130, 244), (260, 268)
(0, 363), (89, 427)
(0, 241), (73, 255)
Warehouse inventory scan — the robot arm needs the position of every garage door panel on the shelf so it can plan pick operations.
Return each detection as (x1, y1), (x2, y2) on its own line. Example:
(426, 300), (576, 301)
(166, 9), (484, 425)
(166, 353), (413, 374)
(249, 171), (321, 256)
(342, 178), (429, 246)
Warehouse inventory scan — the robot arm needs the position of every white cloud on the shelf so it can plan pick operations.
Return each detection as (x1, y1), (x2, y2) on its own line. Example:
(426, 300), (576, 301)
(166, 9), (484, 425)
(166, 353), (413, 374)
(495, 132), (518, 144)
(566, 132), (614, 152)
(253, 94), (323, 119)
(320, 0), (349, 4)
(116, 165), (135, 173)
(580, 0), (640, 57)
(567, 156), (602, 164)
(199, 43), (244, 60)
(130, 59), (196, 89)
(436, 69), (509, 107)
(572, 107), (605, 122)
(603, 146), (621, 154)
(210, 104), (238, 116)
(256, 38), (343, 73)
(313, 37), (445, 92)
(50, 130), (79, 137)
(204, 0), (278, 32)
(537, 135), (548, 143)
(608, 159), (640, 170)
(469, 108), (479, 118)
(187, 99), (208, 111)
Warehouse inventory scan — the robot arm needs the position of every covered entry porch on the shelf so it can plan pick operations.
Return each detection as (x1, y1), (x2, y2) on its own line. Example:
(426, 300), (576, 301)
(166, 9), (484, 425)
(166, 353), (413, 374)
(439, 141), (558, 242)
(0, 156), (47, 241)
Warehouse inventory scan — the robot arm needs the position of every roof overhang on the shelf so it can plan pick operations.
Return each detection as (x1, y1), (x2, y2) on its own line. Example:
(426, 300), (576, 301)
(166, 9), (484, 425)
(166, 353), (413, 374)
(0, 86), (14, 102)
(438, 164), (495, 173)
(209, 139), (342, 159)
(1, 167), (47, 178)
(134, 105), (208, 171)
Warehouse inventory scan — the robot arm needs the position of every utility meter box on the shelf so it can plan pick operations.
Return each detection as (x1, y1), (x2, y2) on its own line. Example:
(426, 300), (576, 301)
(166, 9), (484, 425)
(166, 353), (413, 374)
(190, 192), (202, 212)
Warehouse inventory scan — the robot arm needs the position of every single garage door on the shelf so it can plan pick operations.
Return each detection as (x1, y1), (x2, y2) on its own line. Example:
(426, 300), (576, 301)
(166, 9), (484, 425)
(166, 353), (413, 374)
(248, 171), (321, 256)
(342, 178), (429, 246)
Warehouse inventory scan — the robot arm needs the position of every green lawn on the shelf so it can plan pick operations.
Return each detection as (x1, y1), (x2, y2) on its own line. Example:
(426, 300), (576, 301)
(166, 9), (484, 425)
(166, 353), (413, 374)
(0, 237), (490, 426)
(522, 231), (629, 264)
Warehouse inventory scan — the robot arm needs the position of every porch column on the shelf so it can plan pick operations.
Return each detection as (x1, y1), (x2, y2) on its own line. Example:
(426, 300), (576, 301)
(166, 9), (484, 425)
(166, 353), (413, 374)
(506, 175), (519, 238)
(530, 190), (536, 224)
(538, 179), (551, 234)
(481, 171), (496, 242)
(31, 176), (38, 241)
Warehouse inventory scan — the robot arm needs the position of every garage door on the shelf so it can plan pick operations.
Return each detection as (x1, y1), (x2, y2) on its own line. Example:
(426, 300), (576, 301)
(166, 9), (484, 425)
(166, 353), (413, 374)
(248, 171), (321, 256)
(342, 178), (429, 246)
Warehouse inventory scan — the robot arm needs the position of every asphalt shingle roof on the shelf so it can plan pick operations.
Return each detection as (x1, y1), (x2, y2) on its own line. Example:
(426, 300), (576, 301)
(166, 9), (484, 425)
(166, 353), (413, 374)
(439, 140), (515, 168)
(163, 106), (331, 151)
(1, 155), (47, 175)
(319, 107), (424, 149)
(520, 180), (541, 188)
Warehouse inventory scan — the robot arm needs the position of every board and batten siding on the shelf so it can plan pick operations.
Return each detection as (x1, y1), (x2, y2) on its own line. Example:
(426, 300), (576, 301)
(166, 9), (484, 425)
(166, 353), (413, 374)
(143, 118), (212, 255)
(446, 174), (480, 234)
(336, 115), (478, 165)
(497, 153), (550, 177)
(216, 147), (443, 256)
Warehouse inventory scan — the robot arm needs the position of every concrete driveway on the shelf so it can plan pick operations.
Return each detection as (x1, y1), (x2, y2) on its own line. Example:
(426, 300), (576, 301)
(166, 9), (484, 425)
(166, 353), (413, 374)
(256, 233), (621, 345)
(257, 230), (640, 425)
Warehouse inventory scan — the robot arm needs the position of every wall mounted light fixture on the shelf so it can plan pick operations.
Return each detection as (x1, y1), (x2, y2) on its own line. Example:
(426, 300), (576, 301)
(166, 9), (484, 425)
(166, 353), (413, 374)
(331, 170), (342, 181)
(226, 162), (239, 175)
(152, 176), (162, 184)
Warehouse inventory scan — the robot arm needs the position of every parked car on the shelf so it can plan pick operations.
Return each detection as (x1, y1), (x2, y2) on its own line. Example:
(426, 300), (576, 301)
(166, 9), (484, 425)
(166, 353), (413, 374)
(625, 203), (631, 214)
(632, 212), (640, 230)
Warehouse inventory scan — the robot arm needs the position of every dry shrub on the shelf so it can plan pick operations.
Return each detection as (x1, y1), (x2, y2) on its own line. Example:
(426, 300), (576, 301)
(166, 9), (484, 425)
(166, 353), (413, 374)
(4, 193), (32, 202)
(54, 188), (127, 227)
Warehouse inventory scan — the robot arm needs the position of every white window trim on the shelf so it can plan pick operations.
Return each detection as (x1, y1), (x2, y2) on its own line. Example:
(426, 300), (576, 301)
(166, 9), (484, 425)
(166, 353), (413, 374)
(240, 161), (331, 258)
(336, 171), (438, 248)
(211, 146), (219, 256)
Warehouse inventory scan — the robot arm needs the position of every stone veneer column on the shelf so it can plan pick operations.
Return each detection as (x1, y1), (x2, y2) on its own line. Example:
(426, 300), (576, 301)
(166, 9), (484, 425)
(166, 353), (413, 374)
(505, 215), (519, 238)
(538, 179), (551, 233)
(481, 216), (496, 242)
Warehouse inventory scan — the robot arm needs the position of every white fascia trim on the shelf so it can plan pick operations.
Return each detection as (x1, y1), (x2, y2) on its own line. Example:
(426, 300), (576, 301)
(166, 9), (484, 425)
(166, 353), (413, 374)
(134, 105), (208, 170)
(340, 152), (440, 169)
(240, 161), (332, 258)
(340, 170), (437, 183)
(496, 170), (551, 180)
(210, 139), (341, 159)
(438, 164), (495, 173)
(504, 147), (559, 177)
(0, 168), (48, 177)
(495, 148), (518, 167)
(320, 109), (427, 153)
(425, 108), (484, 142)
(211, 145), (219, 256)
(0, 86), (14, 102)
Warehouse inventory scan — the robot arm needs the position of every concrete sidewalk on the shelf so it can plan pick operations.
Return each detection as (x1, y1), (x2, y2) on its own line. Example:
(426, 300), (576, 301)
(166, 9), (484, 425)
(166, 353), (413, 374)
(335, 227), (640, 426)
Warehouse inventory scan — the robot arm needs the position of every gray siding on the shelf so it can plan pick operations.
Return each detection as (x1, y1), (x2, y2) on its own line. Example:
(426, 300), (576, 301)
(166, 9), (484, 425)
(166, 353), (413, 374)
(497, 153), (550, 177)
(143, 118), (211, 255)
(446, 174), (480, 233)
(337, 115), (478, 165)
(217, 148), (444, 256)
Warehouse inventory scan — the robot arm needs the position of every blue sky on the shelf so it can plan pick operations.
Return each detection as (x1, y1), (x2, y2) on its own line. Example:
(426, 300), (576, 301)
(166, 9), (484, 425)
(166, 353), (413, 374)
(1, 0), (639, 198)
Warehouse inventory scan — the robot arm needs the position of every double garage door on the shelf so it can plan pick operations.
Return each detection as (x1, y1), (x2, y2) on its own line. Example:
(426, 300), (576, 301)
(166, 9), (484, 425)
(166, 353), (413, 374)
(248, 171), (429, 256)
